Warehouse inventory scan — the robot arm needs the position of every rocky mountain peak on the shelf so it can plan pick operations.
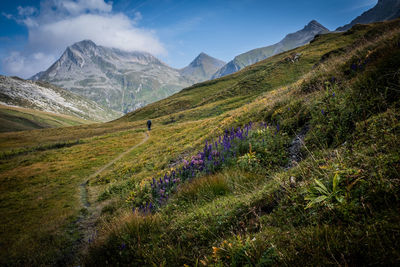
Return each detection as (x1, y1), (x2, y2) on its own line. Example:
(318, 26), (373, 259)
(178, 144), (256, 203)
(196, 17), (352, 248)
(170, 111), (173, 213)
(189, 52), (219, 67)
(31, 39), (194, 113)
(305, 20), (329, 31)
(68, 39), (98, 57)
(72, 39), (97, 48)
(180, 53), (226, 83)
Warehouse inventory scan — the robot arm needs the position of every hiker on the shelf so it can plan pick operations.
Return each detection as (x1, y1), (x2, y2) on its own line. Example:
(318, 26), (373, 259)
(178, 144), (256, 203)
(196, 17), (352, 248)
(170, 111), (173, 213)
(147, 120), (152, 131)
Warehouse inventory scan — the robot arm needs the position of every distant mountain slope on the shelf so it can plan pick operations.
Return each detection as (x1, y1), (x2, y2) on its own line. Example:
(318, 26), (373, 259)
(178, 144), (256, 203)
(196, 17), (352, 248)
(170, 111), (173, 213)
(0, 104), (92, 132)
(123, 20), (380, 123)
(32, 40), (192, 113)
(212, 20), (329, 79)
(337, 0), (400, 31)
(0, 75), (121, 122)
(180, 52), (226, 83)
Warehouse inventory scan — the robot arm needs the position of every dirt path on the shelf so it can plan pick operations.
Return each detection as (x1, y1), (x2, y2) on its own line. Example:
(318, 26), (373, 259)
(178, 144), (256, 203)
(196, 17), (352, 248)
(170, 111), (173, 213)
(75, 131), (149, 263)
(79, 131), (149, 208)
(89, 131), (149, 181)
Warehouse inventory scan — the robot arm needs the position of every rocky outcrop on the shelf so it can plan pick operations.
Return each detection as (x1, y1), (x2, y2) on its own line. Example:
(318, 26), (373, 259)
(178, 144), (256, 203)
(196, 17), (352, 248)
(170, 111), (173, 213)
(0, 75), (121, 122)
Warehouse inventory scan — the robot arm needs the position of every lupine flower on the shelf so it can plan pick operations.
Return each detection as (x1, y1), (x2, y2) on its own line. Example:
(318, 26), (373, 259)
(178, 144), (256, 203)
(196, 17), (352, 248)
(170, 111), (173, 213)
(137, 122), (262, 214)
(321, 109), (325, 115)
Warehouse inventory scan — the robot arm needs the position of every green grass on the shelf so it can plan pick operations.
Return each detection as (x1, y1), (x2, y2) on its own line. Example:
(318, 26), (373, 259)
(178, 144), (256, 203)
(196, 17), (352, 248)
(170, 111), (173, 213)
(84, 20), (400, 266)
(0, 104), (93, 132)
(122, 27), (363, 123)
(1, 19), (400, 266)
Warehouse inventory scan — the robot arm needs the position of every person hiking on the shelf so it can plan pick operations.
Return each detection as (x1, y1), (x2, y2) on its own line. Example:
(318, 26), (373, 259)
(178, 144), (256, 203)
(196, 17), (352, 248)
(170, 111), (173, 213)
(147, 120), (152, 131)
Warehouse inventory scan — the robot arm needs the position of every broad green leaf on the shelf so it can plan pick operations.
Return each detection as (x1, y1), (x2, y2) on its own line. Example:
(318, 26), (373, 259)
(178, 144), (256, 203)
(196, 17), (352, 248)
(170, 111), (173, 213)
(312, 195), (328, 203)
(314, 179), (329, 194)
(333, 173), (340, 192)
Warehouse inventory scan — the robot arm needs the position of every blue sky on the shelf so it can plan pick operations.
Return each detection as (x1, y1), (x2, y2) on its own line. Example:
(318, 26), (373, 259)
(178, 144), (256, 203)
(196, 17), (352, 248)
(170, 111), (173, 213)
(0, 0), (377, 78)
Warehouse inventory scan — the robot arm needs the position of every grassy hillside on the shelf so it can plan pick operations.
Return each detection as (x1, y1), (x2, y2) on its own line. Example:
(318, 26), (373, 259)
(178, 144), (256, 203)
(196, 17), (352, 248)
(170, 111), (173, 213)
(0, 104), (94, 132)
(0, 19), (399, 266)
(122, 26), (359, 122)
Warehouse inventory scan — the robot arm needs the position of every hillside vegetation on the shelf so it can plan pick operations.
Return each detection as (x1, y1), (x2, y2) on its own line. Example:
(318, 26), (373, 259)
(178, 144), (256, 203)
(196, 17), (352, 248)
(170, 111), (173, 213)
(0, 19), (399, 266)
(0, 104), (94, 132)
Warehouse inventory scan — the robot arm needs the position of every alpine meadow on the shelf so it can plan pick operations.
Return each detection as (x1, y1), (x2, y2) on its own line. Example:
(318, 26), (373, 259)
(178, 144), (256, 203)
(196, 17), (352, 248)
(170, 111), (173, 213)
(0, 0), (400, 266)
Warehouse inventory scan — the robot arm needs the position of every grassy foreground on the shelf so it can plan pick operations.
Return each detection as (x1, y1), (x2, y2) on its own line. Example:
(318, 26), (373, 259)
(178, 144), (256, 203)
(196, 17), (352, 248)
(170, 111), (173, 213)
(0, 19), (399, 266)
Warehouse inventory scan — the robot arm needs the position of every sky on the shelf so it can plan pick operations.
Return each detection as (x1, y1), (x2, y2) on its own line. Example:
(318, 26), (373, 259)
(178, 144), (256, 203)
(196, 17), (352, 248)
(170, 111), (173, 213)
(0, 0), (378, 78)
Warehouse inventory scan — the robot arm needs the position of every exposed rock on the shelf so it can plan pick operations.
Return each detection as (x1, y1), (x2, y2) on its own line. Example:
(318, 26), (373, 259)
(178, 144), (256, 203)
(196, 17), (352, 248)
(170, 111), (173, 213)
(285, 53), (302, 63)
(0, 75), (121, 122)
(285, 125), (309, 169)
(32, 40), (192, 113)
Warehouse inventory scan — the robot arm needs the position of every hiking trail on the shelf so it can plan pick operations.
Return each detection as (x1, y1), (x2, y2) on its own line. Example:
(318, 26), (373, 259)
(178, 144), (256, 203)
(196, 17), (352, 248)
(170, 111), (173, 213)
(75, 131), (149, 262)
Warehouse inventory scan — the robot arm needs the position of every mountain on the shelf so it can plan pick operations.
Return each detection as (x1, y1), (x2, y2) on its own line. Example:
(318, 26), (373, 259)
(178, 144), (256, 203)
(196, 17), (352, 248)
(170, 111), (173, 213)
(337, 0), (400, 31)
(212, 20), (329, 79)
(179, 52), (226, 83)
(0, 103), (92, 132)
(32, 40), (192, 113)
(0, 75), (121, 122)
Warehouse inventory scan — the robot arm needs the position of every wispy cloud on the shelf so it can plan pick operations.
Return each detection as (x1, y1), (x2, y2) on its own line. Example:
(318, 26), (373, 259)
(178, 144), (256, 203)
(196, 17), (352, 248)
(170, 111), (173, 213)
(341, 0), (377, 13)
(2, 0), (166, 78)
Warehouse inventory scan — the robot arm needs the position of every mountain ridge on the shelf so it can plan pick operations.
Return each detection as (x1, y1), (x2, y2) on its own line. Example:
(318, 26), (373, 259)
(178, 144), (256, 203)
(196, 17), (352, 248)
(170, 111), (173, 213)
(180, 52), (226, 84)
(32, 41), (226, 113)
(0, 75), (121, 122)
(32, 40), (192, 113)
(212, 20), (329, 79)
(337, 0), (400, 31)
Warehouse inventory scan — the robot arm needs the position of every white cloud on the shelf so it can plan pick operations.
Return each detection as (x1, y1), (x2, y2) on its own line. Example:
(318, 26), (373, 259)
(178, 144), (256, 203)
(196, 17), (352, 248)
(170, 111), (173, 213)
(2, 12), (14, 19)
(17, 6), (38, 16)
(2, 0), (166, 78)
(341, 0), (377, 12)
(29, 13), (164, 54)
(2, 52), (56, 78)
(61, 0), (112, 15)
